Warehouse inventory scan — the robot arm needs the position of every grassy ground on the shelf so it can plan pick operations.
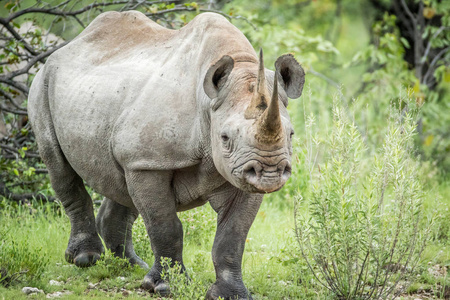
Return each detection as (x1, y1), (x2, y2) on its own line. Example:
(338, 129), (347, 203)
(0, 181), (449, 299)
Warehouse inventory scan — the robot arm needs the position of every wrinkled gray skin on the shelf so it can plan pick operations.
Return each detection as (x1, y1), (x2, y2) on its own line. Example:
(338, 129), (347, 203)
(28, 11), (305, 300)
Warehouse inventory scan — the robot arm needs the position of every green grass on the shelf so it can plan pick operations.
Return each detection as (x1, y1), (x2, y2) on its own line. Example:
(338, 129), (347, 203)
(1, 181), (448, 299)
(0, 197), (315, 299)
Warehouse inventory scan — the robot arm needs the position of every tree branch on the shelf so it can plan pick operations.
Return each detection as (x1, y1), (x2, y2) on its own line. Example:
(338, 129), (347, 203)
(145, 6), (258, 30)
(2, 1), (129, 22)
(0, 88), (22, 109)
(399, 0), (416, 24)
(0, 104), (27, 115)
(0, 78), (29, 95)
(2, 0), (181, 23)
(422, 46), (450, 85)
(0, 143), (41, 158)
(1, 41), (70, 81)
(391, 1), (414, 38)
(421, 26), (448, 63)
(0, 19), (39, 57)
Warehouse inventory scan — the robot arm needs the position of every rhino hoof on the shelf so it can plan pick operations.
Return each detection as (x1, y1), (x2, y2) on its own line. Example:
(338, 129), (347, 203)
(206, 283), (252, 300)
(72, 252), (101, 268)
(142, 276), (170, 296)
(154, 282), (170, 297)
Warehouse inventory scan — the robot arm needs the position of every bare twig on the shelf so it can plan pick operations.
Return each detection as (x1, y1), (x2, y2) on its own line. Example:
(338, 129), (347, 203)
(0, 104), (27, 115)
(400, 0), (415, 24)
(0, 78), (29, 95)
(1, 41), (69, 82)
(0, 20), (39, 57)
(145, 6), (258, 30)
(422, 46), (450, 84)
(0, 89), (21, 109)
(0, 143), (40, 158)
(421, 26), (447, 63)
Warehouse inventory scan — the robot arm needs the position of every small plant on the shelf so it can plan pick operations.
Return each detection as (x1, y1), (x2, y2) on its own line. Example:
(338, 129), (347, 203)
(86, 249), (134, 281)
(296, 93), (431, 299)
(160, 257), (208, 299)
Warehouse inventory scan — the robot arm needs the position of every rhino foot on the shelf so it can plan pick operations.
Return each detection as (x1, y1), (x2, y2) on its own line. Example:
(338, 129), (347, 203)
(142, 272), (170, 297)
(65, 251), (101, 268)
(124, 254), (149, 269)
(64, 233), (104, 268)
(206, 282), (252, 300)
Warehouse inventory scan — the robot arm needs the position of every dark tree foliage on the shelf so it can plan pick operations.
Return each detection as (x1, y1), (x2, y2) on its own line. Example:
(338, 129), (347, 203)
(368, 0), (449, 90)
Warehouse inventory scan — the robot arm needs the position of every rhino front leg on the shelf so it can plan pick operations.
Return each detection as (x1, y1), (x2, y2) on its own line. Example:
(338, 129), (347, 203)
(96, 197), (149, 269)
(125, 170), (185, 296)
(207, 184), (263, 300)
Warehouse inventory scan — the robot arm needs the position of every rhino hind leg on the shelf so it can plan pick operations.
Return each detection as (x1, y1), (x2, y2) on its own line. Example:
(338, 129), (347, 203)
(96, 197), (148, 269)
(29, 82), (103, 267)
(41, 145), (104, 267)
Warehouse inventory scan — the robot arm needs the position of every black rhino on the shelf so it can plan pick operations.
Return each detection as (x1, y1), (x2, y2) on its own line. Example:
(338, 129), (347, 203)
(28, 11), (305, 300)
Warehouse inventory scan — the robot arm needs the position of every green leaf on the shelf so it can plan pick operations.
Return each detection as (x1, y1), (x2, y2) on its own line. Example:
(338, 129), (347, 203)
(400, 37), (410, 49)
(4, 2), (14, 10)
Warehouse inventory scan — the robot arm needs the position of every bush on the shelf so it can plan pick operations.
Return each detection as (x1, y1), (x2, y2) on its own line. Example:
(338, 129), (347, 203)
(86, 249), (134, 281)
(295, 94), (432, 299)
(160, 257), (208, 299)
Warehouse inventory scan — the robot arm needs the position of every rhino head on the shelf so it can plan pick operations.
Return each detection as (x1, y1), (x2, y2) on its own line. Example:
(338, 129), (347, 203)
(204, 50), (305, 193)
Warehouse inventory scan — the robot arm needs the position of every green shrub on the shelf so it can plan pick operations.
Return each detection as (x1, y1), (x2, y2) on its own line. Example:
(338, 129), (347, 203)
(86, 249), (134, 281)
(160, 257), (208, 299)
(295, 95), (432, 299)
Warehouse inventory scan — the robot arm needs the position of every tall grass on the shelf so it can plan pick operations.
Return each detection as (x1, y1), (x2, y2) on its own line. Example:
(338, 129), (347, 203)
(295, 92), (432, 299)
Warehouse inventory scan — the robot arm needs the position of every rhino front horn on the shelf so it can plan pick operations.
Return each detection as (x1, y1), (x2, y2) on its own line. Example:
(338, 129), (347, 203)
(255, 73), (283, 144)
(245, 49), (268, 119)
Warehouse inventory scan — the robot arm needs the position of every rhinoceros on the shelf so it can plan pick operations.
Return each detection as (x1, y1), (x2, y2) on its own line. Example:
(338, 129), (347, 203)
(28, 11), (305, 300)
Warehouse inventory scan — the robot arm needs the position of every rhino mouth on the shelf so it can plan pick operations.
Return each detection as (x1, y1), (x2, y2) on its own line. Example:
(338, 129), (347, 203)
(232, 159), (291, 193)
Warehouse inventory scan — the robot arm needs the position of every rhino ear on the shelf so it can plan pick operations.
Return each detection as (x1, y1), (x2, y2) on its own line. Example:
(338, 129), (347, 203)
(275, 54), (305, 99)
(204, 55), (234, 99)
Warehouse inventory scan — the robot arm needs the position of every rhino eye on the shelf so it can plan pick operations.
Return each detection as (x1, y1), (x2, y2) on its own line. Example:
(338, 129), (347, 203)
(290, 130), (295, 139)
(221, 133), (230, 142)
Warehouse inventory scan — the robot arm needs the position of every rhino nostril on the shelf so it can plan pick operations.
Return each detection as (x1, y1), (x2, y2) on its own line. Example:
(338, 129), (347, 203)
(278, 161), (292, 179)
(243, 162), (262, 183)
(283, 165), (292, 177)
(246, 167), (257, 178)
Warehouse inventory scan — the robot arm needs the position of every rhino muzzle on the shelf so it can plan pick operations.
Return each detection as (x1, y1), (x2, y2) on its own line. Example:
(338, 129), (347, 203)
(241, 159), (291, 193)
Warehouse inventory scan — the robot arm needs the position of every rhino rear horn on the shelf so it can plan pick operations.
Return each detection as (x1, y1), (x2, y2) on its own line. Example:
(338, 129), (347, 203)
(244, 49), (268, 119)
(204, 55), (234, 100)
